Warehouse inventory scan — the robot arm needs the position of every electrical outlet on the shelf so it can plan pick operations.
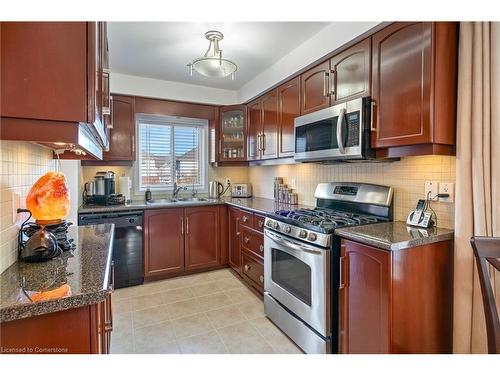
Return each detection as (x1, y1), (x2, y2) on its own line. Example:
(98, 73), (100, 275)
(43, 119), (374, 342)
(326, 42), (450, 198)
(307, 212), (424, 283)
(439, 182), (454, 203)
(225, 178), (231, 186)
(424, 181), (439, 201)
(11, 191), (21, 224)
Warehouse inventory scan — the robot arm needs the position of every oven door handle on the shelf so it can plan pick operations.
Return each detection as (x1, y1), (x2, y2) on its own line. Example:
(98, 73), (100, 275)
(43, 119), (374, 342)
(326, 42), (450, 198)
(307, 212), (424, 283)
(264, 230), (323, 255)
(336, 107), (346, 154)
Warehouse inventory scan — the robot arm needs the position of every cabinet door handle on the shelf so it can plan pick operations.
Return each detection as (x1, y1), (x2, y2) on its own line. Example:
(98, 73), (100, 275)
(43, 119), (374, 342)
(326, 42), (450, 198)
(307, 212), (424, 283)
(259, 275), (264, 283)
(107, 95), (114, 128)
(132, 135), (135, 154)
(219, 138), (222, 154)
(244, 264), (250, 272)
(243, 236), (250, 244)
(180, 217), (184, 235)
(261, 133), (266, 152)
(370, 100), (376, 132)
(330, 70), (336, 96)
(186, 217), (189, 234)
(259, 244), (264, 253)
(323, 71), (330, 97)
(258, 220), (263, 228)
(242, 215), (248, 223)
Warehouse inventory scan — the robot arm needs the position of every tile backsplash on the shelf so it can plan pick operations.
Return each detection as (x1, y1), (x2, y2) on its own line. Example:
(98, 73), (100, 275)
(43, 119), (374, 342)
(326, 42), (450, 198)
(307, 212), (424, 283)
(0, 141), (57, 273)
(247, 156), (456, 229)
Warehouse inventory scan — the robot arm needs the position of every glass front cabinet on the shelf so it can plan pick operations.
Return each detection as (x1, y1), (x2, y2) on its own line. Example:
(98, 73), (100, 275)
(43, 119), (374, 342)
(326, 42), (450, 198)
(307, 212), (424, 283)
(218, 105), (247, 162)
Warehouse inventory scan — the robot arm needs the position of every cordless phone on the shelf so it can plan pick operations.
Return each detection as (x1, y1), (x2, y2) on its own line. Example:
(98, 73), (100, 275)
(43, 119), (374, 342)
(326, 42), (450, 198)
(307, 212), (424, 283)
(406, 199), (434, 228)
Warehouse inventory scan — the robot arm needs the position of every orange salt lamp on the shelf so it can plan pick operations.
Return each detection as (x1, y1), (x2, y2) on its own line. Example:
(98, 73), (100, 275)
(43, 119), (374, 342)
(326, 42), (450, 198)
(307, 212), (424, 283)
(26, 172), (70, 224)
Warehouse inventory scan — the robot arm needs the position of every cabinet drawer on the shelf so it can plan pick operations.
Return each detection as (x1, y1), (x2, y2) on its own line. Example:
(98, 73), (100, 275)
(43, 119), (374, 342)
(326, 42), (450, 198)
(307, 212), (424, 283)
(240, 226), (264, 259)
(241, 251), (264, 293)
(240, 211), (254, 227)
(253, 214), (266, 232)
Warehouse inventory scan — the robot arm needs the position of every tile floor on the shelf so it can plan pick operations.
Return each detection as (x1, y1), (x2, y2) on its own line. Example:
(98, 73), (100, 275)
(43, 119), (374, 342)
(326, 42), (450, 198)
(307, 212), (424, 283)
(111, 268), (303, 354)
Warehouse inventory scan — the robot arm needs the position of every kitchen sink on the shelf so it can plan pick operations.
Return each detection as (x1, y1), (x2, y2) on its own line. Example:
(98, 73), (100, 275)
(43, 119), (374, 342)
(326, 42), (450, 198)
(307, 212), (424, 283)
(145, 197), (209, 205)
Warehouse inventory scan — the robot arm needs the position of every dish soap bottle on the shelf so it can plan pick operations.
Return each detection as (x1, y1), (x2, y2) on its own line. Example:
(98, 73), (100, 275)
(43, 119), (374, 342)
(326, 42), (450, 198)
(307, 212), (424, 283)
(145, 188), (152, 202)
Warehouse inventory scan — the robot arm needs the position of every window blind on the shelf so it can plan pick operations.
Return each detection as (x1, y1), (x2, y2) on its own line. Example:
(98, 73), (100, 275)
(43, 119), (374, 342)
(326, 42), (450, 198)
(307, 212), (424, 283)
(137, 115), (208, 192)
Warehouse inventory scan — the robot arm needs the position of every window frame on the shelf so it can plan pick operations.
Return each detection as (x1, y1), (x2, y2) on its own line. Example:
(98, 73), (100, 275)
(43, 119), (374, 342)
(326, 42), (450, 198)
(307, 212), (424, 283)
(134, 113), (209, 194)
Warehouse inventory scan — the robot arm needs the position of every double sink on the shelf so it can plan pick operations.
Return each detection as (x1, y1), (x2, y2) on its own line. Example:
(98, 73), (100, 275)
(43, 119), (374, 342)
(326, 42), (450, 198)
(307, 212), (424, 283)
(145, 197), (212, 206)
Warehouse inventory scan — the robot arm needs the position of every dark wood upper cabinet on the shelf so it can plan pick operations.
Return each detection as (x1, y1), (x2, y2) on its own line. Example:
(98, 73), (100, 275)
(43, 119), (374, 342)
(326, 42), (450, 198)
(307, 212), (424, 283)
(330, 38), (371, 104)
(144, 208), (185, 279)
(0, 22), (88, 123)
(277, 77), (301, 158)
(371, 22), (458, 155)
(184, 206), (220, 271)
(218, 105), (247, 162)
(103, 95), (136, 161)
(339, 238), (453, 354)
(261, 90), (279, 159)
(228, 207), (243, 274)
(247, 99), (262, 161)
(300, 60), (330, 115)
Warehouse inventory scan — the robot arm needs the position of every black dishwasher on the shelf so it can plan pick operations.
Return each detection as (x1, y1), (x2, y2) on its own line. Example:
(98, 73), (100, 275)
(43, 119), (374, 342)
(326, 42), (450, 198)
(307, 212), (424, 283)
(78, 211), (144, 289)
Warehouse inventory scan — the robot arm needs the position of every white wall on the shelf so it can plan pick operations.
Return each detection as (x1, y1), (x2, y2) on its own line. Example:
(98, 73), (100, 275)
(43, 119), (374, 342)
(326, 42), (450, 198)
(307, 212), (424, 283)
(110, 72), (238, 105)
(59, 160), (79, 224)
(237, 22), (381, 102)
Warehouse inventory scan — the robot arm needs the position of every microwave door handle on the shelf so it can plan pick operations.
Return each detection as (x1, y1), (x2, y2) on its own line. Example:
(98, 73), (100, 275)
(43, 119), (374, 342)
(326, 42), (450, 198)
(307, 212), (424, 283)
(264, 230), (322, 255)
(336, 107), (346, 154)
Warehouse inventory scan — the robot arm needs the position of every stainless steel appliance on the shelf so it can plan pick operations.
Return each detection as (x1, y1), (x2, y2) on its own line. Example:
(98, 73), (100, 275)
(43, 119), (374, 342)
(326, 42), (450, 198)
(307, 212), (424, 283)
(209, 180), (224, 199)
(264, 182), (393, 354)
(78, 211), (144, 288)
(294, 97), (374, 162)
(231, 183), (252, 198)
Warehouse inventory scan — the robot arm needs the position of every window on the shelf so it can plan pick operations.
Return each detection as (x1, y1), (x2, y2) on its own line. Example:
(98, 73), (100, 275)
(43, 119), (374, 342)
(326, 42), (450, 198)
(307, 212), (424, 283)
(136, 114), (208, 192)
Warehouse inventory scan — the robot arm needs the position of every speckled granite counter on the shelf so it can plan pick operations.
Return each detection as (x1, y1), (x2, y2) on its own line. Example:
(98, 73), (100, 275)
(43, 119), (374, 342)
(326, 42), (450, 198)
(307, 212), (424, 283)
(225, 197), (313, 215)
(335, 221), (454, 251)
(0, 224), (114, 323)
(78, 198), (225, 214)
(78, 196), (311, 216)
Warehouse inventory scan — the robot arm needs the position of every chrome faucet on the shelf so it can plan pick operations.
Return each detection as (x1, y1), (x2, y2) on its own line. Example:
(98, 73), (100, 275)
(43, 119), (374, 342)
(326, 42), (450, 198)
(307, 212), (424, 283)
(172, 181), (187, 199)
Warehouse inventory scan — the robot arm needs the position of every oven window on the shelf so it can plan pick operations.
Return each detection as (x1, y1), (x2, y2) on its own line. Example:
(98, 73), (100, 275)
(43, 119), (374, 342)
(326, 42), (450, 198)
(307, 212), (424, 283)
(271, 249), (312, 306)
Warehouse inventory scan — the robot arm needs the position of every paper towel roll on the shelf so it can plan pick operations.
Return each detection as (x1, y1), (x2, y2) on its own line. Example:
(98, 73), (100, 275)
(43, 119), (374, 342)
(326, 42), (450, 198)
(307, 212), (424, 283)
(119, 176), (131, 202)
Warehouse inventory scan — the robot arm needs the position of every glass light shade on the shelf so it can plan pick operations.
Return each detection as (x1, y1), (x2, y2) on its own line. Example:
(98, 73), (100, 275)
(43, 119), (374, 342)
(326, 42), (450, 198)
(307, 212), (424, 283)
(191, 57), (237, 78)
(26, 171), (70, 222)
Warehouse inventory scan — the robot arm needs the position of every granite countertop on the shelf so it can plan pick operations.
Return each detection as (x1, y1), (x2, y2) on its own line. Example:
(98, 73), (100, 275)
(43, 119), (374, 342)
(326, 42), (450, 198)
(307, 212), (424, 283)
(0, 224), (114, 323)
(335, 221), (454, 251)
(78, 196), (311, 216)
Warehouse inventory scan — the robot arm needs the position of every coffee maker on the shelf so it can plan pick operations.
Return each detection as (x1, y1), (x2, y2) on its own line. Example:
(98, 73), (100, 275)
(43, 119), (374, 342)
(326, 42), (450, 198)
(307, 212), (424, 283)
(84, 171), (125, 206)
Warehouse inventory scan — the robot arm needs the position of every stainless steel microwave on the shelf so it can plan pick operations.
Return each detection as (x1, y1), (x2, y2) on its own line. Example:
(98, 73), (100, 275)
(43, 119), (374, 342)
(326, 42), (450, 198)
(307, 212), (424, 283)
(294, 97), (374, 162)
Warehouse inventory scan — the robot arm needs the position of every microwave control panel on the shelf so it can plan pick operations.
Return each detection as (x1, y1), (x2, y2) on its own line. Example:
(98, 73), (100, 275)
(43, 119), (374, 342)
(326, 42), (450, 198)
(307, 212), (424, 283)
(345, 111), (360, 147)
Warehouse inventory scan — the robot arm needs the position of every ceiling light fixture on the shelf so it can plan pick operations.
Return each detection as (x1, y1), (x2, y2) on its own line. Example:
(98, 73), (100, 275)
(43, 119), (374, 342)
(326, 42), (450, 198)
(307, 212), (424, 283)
(187, 30), (237, 80)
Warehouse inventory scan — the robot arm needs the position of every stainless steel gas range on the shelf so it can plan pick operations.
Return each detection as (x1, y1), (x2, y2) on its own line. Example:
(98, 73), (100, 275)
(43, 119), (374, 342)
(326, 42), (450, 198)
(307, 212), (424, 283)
(263, 182), (393, 354)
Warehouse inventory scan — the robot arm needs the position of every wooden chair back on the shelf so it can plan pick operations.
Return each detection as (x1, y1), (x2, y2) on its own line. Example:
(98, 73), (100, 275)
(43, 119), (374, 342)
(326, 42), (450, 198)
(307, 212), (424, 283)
(470, 236), (500, 354)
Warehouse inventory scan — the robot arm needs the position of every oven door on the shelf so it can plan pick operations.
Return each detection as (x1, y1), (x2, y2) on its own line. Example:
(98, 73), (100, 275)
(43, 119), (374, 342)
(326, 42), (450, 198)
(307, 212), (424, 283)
(264, 229), (331, 337)
(294, 97), (365, 162)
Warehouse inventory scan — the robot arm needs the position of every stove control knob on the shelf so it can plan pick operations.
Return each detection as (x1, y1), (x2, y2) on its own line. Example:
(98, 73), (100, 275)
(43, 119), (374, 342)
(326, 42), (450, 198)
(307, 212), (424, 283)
(266, 220), (273, 227)
(299, 230), (307, 239)
(272, 221), (280, 230)
(285, 226), (292, 233)
(307, 232), (317, 242)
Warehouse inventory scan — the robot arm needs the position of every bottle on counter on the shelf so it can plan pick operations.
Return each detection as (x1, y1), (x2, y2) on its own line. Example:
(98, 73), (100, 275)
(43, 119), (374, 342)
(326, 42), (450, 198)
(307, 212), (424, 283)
(145, 188), (152, 202)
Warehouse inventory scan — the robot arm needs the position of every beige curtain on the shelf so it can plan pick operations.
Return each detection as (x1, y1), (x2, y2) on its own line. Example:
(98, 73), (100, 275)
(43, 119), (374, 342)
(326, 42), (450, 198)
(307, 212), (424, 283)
(453, 22), (500, 353)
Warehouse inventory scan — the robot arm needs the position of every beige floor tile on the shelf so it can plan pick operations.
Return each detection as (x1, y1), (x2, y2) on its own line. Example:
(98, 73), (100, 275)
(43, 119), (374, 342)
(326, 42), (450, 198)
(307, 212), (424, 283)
(236, 299), (265, 320)
(217, 321), (273, 354)
(113, 311), (133, 332)
(168, 297), (203, 319)
(110, 335), (135, 354)
(134, 339), (181, 354)
(196, 292), (233, 311)
(188, 281), (222, 297)
(156, 275), (199, 290)
(132, 305), (170, 328)
(224, 286), (262, 304)
(161, 287), (195, 305)
(112, 297), (133, 314)
(134, 321), (179, 353)
(205, 305), (248, 329)
(216, 276), (246, 290)
(177, 331), (227, 354)
(205, 268), (235, 280)
(134, 281), (164, 296)
(171, 312), (214, 339)
(248, 316), (284, 340)
(131, 292), (164, 311)
(112, 285), (142, 300)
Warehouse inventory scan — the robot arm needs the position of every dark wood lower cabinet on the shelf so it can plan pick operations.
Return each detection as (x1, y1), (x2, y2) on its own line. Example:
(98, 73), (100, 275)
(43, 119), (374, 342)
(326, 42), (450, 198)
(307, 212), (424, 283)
(184, 206), (220, 271)
(144, 208), (185, 279)
(241, 250), (264, 294)
(339, 238), (454, 354)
